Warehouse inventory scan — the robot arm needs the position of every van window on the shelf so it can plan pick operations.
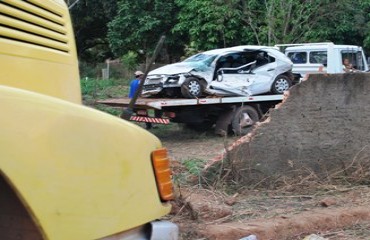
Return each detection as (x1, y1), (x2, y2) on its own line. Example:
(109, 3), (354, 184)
(287, 52), (307, 64)
(309, 51), (327, 64)
(341, 51), (365, 71)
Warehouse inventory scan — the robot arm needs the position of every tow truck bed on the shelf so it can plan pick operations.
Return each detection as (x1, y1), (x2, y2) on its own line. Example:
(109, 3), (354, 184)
(97, 95), (284, 134)
(97, 95), (284, 110)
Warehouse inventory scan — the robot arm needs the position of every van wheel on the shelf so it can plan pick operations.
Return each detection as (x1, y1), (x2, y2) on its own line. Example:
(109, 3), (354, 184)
(271, 75), (292, 94)
(231, 105), (259, 135)
(181, 77), (203, 98)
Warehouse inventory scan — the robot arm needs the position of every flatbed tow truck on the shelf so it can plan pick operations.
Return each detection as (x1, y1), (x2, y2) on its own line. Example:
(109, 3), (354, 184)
(98, 94), (284, 135)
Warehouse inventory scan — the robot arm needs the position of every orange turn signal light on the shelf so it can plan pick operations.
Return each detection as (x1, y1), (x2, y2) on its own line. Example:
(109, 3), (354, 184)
(151, 148), (174, 201)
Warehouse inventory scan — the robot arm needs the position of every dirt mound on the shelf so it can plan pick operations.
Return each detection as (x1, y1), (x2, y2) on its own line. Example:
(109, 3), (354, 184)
(207, 73), (370, 187)
(170, 186), (370, 240)
(200, 207), (370, 240)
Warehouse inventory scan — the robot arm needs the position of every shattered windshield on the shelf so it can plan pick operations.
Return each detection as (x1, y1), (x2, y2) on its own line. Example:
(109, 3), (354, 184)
(182, 53), (217, 71)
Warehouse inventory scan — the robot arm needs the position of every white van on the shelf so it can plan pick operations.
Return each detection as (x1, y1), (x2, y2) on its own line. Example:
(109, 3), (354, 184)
(278, 43), (369, 79)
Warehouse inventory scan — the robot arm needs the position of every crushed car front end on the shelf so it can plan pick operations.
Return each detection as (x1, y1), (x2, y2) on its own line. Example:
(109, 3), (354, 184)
(143, 72), (189, 97)
(142, 54), (217, 97)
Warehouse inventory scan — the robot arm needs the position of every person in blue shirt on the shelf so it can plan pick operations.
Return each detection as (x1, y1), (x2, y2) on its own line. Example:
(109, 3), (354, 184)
(128, 70), (154, 129)
(128, 70), (144, 98)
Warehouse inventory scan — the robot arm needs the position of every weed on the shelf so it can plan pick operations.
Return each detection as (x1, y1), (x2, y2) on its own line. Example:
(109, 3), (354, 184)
(171, 158), (208, 187)
(81, 77), (131, 116)
(81, 77), (130, 98)
(121, 51), (139, 71)
(183, 158), (206, 176)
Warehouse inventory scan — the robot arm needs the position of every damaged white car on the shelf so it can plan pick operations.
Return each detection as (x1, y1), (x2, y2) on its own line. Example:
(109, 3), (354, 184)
(142, 46), (294, 98)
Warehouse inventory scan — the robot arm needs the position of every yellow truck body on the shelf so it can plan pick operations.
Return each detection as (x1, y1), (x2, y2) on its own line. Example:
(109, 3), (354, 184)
(0, 0), (176, 239)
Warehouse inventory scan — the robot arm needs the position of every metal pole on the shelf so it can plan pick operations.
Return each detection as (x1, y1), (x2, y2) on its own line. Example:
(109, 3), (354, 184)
(107, 59), (110, 79)
(69, 0), (82, 10)
(121, 35), (166, 120)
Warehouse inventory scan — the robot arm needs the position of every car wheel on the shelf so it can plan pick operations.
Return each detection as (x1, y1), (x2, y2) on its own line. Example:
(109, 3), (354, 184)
(271, 75), (292, 94)
(181, 77), (203, 98)
(231, 105), (259, 136)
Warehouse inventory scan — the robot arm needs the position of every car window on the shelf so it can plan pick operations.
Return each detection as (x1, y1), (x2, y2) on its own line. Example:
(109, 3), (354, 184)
(341, 50), (365, 71)
(217, 52), (247, 69)
(183, 53), (217, 67)
(309, 51), (327, 64)
(218, 54), (236, 68)
(254, 51), (271, 67)
(287, 52), (307, 64)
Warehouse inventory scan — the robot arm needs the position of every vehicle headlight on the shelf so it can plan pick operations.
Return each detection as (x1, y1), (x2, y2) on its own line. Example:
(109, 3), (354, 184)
(166, 75), (180, 83)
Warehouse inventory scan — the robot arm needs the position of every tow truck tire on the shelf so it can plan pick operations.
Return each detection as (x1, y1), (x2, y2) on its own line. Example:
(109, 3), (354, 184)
(181, 77), (203, 98)
(271, 75), (292, 94)
(231, 105), (259, 135)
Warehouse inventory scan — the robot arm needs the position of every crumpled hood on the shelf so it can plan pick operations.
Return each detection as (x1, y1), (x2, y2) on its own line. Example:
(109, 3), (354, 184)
(149, 62), (195, 75)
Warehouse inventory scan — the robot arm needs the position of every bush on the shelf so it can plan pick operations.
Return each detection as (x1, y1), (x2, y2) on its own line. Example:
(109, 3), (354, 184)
(121, 51), (139, 72)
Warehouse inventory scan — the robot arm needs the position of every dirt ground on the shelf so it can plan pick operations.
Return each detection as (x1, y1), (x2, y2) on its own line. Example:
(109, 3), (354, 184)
(153, 124), (370, 240)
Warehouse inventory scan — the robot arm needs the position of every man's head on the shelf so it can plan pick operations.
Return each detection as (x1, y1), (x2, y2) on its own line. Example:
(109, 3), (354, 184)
(135, 70), (144, 79)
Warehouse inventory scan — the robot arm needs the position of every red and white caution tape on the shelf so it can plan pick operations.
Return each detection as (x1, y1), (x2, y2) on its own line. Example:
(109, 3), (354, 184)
(130, 116), (170, 124)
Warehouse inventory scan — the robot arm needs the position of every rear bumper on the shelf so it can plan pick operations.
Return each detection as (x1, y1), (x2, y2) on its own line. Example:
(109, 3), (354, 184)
(150, 221), (179, 240)
(100, 220), (178, 240)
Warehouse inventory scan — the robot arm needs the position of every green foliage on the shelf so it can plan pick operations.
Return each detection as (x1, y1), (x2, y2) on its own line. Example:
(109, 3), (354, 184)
(121, 51), (139, 71)
(69, 0), (118, 62)
(173, 158), (207, 185)
(181, 42), (202, 59)
(183, 158), (206, 176)
(70, 0), (370, 63)
(79, 62), (98, 79)
(107, 0), (183, 61)
(303, 0), (370, 46)
(80, 77), (130, 116)
(174, 0), (249, 51)
(81, 77), (111, 96)
(80, 77), (129, 100)
(234, 0), (370, 48)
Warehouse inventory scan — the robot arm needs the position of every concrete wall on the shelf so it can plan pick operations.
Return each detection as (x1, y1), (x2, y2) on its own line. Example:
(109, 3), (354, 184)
(228, 73), (370, 186)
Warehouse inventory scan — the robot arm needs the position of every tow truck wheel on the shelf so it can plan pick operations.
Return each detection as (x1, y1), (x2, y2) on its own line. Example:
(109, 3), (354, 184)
(181, 77), (203, 98)
(231, 105), (259, 135)
(271, 75), (292, 94)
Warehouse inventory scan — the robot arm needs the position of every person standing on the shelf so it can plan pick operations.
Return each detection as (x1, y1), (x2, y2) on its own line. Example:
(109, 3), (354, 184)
(128, 70), (153, 129)
(128, 70), (144, 98)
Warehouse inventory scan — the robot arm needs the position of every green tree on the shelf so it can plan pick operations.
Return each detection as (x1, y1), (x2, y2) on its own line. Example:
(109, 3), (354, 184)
(305, 0), (370, 46)
(108, 0), (182, 63)
(241, 0), (336, 45)
(174, 0), (251, 51)
(68, 0), (370, 63)
(68, 0), (118, 62)
(362, 1), (370, 50)
(241, 0), (370, 47)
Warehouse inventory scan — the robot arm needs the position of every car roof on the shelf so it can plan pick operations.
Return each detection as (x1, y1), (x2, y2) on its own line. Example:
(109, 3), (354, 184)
(201, 45), (278, 55)
(285, 44), (362, 51)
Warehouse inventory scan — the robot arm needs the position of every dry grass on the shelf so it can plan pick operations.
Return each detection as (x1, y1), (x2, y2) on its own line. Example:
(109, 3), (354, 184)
(202, 140), (370, 193)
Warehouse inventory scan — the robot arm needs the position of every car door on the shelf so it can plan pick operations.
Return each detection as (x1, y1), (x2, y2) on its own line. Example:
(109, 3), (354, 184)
(243, 51), (277, 95)
(215, 52), (259, 95)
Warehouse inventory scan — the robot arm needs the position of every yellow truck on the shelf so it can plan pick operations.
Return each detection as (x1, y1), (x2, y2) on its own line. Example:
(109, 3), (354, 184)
(0, 0), (178, 239)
